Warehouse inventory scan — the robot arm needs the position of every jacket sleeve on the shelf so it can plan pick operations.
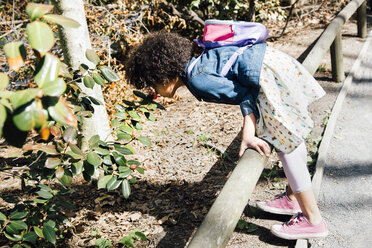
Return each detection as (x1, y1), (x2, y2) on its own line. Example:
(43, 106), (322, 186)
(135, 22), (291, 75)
(240, 93), (259, 118)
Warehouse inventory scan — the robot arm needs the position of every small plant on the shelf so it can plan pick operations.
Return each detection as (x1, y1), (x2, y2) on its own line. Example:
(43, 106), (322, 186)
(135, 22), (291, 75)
(237, 219), (259, 233)
(120, 229), (147, 248)
(198, 133), (210, 143)
(317, 63), (328, 73)
(261, 164), (279, 181)
(95, 237), (113, 248)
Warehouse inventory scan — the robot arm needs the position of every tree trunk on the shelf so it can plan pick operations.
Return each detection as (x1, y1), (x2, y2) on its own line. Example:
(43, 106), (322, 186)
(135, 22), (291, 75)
(51, 0), (112, 150)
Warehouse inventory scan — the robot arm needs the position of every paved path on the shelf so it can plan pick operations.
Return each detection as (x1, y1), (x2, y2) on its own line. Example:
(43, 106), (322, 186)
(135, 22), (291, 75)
(311, 30), (372, 248)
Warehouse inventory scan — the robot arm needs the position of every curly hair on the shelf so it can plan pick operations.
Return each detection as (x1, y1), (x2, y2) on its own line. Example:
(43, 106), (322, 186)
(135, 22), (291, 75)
(125, 32), (193, 89)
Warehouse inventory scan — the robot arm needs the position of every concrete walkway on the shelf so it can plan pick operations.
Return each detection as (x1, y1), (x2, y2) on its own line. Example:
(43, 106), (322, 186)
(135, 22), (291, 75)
(310, 29), (372, 248)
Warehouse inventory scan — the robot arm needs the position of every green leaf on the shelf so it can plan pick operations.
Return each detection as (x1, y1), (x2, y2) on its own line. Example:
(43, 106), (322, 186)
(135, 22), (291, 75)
(115, 104), (125, 112)
(3, 41), (26, 70)
(138, 107), (149, 113)
(60, 169), (72, 186)
(85, 49), (100, 65)
(99, 66), (120, 82)
(13, 100), (48, 131)
(8, 221), (28, 231)
(136, 167), (145, 174)
(95, 238), (112, 248)
(26, 3), (54, 21)
(37, 190), (53, 200)
(133, 90), (147, 99)
(102, 155), (113, 165)
(45, 157), (61, 169)
(92, 72), (105, 86)
(145, 112), (156, 121)
(89, 135), (100, 145)
(42, 224), (56, 244)
(97, 175), (113, 189)
(63, 126), (78, 143)
(106, 176), (121, 191)
(120, 235), (134, 247)
(9, 88), (40, 109)
(38, 184), (52, 191)
(23, 231), (38, 244)
(114, 112), (127, 120)
(118, 168), (131, 179)
(86, 152), (102, 167)
(133, 121), (142, 130)
(43, 14), (80, 28)
(34, 53), (60, 88)
(26, 21), (54, 56)
(113, 143), (133, 155)
(47, 98), (77, 127)
(58, 200), (75, 210)
(133, 230), (147, 241)
(41, 78), (66, 97)
(10, 211), (27, 220)
(94, 146), (110, 156)
(246, 223), (259, 233)
(128, 110), (140, 120)
(4, 231), (22, 242)
(72, 161), (83, 175)
(119, 123), (133, 134)
(34, 226), (44, 238)
(0, 212), (6, 222)
(121, 179), (131, 199)
(69, 144), (84, 157)
(0, 104), (6, 136)
(136, 136), (151, 146)
(33, 198), (48, 204)
(55, 166), (64, 179)
(117, 132), (132, 141)
(237, 219), (248, 230)
(127, 160), (140, 165)
(0, 73), (9, 90)
(44, 219), (56, 228)
(83, 75), (95, 89)
(112, 152), (126, 166)
(111, 119), (119, 128)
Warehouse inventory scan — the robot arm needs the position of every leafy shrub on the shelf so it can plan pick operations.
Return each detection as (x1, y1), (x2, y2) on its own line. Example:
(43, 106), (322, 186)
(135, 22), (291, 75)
(0, 3), (160, 246)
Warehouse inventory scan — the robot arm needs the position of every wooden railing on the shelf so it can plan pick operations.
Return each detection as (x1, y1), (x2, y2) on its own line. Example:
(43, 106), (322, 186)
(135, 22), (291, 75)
(188, 1), (368, 247)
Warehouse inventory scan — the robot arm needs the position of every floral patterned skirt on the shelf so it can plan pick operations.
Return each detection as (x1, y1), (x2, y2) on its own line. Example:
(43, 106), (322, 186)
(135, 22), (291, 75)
(256, 46), (326, 153)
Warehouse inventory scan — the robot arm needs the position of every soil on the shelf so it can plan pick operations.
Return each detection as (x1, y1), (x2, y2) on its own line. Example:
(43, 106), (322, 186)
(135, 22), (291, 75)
(0, 4), (367, 248)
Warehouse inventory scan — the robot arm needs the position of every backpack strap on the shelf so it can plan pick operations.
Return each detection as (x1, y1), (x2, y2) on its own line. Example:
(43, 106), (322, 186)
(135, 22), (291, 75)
(187, 53), (203, 79)
(220, 45), (249, 77)
(187, 45), (249, 79)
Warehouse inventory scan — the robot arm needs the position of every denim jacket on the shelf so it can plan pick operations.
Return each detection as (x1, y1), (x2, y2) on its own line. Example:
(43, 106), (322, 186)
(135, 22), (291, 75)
(182, 43), (267, 118)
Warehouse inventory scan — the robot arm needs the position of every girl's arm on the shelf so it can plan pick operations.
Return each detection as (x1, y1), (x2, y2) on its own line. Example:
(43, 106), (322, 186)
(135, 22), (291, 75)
(239, 113), (271, 158)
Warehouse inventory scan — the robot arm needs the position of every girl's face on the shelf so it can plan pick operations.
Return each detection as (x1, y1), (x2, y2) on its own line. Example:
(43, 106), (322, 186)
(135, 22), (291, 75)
(155, 77), (183, 98)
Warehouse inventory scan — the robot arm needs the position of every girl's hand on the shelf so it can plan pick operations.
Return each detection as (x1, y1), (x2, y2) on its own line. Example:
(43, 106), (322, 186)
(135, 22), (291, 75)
(239, 136), (271, 158)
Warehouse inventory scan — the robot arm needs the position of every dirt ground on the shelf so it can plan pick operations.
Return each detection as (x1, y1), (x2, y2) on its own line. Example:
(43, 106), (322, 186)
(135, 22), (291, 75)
(0, 8), (367, 248)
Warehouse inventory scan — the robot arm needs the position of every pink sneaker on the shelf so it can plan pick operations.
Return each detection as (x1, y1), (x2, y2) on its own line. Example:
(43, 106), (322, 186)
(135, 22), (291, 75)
(256, 192), (301, 215)
(271, 212), (329, 240)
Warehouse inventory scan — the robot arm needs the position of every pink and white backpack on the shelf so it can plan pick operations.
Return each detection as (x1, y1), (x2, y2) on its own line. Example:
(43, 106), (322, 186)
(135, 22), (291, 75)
(187, 20), (268, 78)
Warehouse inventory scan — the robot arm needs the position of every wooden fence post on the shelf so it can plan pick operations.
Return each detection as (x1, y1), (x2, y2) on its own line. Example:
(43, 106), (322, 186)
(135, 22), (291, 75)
(330, 32), (345, 82)
(357, 0), (367, 38)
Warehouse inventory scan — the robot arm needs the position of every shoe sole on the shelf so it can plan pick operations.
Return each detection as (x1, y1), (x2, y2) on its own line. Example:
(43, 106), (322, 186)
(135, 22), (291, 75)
(256, 202), (301, 215)
(271, 228), (329, 240)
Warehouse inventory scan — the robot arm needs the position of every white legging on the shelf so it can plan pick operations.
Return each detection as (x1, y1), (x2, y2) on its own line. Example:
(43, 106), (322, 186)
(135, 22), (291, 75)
(277, 142), (312, 193)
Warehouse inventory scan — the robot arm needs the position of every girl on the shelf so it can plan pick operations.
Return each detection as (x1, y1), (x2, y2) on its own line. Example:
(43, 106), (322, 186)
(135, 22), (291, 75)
(125, 30), (328, 240)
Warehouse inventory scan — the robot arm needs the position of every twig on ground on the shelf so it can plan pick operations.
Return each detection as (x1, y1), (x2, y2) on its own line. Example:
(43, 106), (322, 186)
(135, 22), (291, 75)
(0, 23), (23, 39)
